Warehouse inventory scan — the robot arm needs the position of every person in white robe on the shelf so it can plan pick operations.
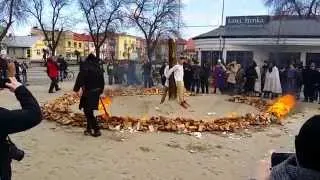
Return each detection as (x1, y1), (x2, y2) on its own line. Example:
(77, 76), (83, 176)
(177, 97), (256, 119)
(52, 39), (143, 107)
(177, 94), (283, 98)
(263, 63), (282, 98)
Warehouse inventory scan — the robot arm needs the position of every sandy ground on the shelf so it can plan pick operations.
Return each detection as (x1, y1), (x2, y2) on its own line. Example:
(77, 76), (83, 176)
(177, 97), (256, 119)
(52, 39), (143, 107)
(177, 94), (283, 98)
(0, 81), (319, 180)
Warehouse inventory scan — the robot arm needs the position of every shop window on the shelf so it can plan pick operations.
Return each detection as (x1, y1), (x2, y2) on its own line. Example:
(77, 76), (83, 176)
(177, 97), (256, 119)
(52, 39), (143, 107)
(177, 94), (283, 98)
(226, 51), (253, 69)
(306, 53), (320, 67)
(269, 52), (301, 68)
(201, 51), (221, 70)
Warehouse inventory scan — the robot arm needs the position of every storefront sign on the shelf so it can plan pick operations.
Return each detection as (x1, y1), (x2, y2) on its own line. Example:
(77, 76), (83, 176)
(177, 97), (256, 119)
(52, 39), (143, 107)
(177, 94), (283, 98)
(226, 16), (269, 26)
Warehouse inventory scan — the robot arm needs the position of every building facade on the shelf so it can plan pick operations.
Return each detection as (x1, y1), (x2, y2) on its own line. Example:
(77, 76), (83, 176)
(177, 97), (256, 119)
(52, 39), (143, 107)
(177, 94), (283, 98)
(4, 35), (46, 61)
(193, 16), (320, 68)
(115, 33), (137, 61)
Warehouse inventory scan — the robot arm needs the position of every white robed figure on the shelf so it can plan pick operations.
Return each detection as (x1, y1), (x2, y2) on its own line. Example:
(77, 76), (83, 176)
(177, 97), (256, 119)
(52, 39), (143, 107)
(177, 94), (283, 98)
(263, 65), (282, 94)
(254, 65), (261, 93)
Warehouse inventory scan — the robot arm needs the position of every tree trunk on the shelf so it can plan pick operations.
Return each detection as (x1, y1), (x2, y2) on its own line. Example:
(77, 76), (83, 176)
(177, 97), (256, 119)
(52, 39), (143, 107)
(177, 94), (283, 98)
(51, 46), (56, 56)
(168, 38), (177, 100)
(96, 48), (100, 59)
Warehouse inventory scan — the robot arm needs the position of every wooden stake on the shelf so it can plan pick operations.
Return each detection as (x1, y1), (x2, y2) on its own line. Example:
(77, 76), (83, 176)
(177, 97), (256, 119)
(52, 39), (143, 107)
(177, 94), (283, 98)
(168, 38), (177, 100)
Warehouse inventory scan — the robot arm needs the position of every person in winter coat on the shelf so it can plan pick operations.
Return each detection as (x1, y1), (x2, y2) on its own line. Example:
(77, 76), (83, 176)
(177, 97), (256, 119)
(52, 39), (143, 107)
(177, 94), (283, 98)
(107, 62), (114, 85)
(183, 60), (193, 91)
(200, 63), (211, 94)
(142, 61), (152, 88)
(270, 115), (320, 180)
(235, 64), (245, 94)
(296, 63), (304, 100)
(191, 61), (201, 94)
(0, 77), (42, 180)
(21, 61), (28, 85)
(213, 60), (226, 94)
(57, 55), (68, 82)
(244, 61), (258, 96)
(13, 61), (21, 83)
(261, 61), (269, 91)
(303, 63), (318, 102)
(47, 57), (61, 93)
(74, 54), (105, 137)
(226, 61), (238, 94)
(286, 64), (298, 95)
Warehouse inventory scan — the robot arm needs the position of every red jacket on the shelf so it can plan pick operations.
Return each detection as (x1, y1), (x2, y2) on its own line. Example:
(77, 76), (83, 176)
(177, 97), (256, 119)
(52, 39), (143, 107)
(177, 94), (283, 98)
(47, 59), (59, 78)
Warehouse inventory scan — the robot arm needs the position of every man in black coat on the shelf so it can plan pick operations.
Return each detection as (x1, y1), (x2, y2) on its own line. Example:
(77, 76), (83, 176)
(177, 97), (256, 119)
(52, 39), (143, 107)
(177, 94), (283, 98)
(200, 63), (211, 94)
(303, 63), (318, 102)
(183, 61), (192, 91)
(0, 77), (42, 180)
(74, 54), (105, 137)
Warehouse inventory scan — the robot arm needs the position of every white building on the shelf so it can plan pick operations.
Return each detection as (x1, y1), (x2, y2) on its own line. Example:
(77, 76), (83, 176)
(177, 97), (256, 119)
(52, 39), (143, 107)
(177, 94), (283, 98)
(193, 16), (320, 68)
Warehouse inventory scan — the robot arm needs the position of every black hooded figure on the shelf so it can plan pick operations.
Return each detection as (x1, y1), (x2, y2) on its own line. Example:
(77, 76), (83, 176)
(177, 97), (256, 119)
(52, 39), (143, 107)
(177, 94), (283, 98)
(74, 54), (105, 137)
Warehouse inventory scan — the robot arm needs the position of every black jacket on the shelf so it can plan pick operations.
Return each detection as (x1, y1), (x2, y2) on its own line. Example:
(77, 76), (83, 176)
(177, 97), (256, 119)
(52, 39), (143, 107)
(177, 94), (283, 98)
(74, 60), (105, 110)
(0, 86), (42, 180)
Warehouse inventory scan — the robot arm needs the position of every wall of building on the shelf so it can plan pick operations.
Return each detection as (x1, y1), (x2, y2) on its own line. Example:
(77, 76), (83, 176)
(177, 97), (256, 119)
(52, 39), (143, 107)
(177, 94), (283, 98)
(115, 35), (137, 60)
(195, 38), (320, 66)
(7, 47), (28, 59)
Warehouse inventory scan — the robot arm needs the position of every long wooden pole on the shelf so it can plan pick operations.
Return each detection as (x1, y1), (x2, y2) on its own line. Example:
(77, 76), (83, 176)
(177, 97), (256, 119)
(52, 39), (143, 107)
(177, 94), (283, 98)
(168, 38), (177, 100)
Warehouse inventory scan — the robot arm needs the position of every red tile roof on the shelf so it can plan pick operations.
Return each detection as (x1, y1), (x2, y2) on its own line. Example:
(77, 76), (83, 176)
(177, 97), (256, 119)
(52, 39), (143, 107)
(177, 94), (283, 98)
(73, 33), (93, 42)
(185, 39), (195, 51)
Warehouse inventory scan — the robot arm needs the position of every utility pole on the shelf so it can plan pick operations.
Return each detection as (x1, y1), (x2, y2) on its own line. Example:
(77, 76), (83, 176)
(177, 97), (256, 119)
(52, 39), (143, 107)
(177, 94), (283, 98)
(221, 0), (225, 25)
(219, 0), (225, 61)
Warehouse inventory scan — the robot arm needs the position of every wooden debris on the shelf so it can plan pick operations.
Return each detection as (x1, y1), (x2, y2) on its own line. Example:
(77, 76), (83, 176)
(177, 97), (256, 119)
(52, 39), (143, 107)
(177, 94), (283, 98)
(104, 87), (191, 97)
(42, 93), (285, 134)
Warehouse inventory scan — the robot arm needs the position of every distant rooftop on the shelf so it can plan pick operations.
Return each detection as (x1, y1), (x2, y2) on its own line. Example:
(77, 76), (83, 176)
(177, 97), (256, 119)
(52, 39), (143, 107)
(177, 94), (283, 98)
(193, 16), (320, 40)
(4, 35), (41, 48)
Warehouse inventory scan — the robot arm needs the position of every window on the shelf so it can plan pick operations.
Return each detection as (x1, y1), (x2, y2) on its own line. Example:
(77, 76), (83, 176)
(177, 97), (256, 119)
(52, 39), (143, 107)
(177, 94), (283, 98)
(13, 49), (15, 55)
(36, 49), (41, 55)
(226, 51), (253, 69)
(79, 43), (82, 48)
(27, 49), (31, 58)
(68, 41), (71, 47)
(74, 42), (77, 48)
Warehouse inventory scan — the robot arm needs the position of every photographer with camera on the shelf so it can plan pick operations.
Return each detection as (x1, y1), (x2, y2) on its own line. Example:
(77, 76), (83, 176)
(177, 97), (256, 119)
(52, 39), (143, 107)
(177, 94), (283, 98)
(0, 77), (42, 180)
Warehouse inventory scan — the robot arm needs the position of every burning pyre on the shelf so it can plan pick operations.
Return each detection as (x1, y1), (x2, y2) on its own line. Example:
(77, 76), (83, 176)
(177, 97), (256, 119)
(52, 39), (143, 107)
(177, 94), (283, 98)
(42, 92), (296, 133)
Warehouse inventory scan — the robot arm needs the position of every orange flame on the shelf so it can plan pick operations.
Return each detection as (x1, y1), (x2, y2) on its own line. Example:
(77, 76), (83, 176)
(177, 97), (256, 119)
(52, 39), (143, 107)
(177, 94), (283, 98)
(98, 96), (112, 120)
(267, 94), (296, 119)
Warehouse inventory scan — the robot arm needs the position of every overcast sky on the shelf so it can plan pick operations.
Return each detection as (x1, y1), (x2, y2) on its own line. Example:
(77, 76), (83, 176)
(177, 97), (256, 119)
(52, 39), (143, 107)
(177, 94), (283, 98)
(12, 0), (269, 39)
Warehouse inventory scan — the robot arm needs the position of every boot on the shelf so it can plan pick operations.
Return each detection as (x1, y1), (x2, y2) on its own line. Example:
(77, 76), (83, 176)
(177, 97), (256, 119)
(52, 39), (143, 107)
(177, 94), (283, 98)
(92, 129), (101, 137)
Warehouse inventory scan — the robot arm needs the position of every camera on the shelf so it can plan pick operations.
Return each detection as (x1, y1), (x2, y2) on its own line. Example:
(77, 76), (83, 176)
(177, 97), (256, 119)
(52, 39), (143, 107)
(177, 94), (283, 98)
(271, 152), (294, 167)
(0, 78), (10, 88)
(7, 138), (24, 162)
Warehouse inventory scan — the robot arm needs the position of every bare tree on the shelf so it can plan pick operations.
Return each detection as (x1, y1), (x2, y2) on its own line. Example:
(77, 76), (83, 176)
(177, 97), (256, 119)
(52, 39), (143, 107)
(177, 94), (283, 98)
(25, 0), (70, 56)
(265, 0), (320, 16)
(128, 0), (180, 62)
(0, 0), (28, 41)
(78, 0), (125, 59)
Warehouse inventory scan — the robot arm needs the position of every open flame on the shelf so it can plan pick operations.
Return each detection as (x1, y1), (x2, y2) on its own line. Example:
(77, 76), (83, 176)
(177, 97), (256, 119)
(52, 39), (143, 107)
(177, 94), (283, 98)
(267, 94), (296, 119)
(98, 96), (112, 120)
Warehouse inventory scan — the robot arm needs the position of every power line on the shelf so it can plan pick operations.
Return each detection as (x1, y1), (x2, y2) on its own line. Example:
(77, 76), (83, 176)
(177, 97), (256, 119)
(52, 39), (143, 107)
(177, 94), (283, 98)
(183, 25), (219, 28)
